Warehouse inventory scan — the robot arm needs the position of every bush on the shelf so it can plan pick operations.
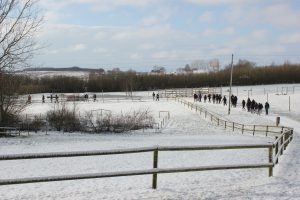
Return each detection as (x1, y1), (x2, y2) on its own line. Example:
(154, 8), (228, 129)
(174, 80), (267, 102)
(84, 109), (155, 133)
(19, 115), (46, 132)
(46, 104), (80, 132)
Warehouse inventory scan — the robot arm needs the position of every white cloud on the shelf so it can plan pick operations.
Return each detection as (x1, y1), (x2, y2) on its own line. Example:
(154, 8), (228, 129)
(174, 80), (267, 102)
(202, 27), (235, 37)
(94, 47), (108, 53)
(198, 11), (214, 23)
(280, 33), (300, 44)
(139, 43), (155, 50)
(70, 44), (86, 52)
(111, 26), (171, 40)
(242, 45), (286, 55)
(251, 30), (267, 40)
(130, 53), (141, 59)
(186, 0), (255, 5)
(53, 0), (159, 12)
(263, 4), (300, 28)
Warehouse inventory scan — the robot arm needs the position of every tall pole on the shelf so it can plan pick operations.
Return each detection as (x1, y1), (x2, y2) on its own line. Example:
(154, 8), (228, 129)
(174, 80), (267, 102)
(228, 54), (234, 115)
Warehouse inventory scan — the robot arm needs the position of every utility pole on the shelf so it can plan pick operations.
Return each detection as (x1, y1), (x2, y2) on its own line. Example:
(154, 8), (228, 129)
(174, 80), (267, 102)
(228, 54), (234, 115)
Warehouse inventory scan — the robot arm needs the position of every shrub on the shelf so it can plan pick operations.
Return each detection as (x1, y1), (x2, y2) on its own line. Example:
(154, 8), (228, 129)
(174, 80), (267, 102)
(84, 109), (155, 133)
(46, 104), (81, 132)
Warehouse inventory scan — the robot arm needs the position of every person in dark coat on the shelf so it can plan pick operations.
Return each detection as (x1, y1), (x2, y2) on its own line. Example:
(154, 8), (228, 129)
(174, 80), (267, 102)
(242, 100), (245, 109)
(246, 98), (251, 112)
(258, 103), (263, 115)
(204, 95), (207, 103)
(42, 95), (45, 103)
(193, 93), (198, 102)
(156, 93), (159, 101)
(27, 95), (31, 104)
(223, 96), (227, 105)
(152, 92), (155, 101)
(55, 94), (59, 103)
(265, 102), (270, 115)
(233, 96), (238, 107)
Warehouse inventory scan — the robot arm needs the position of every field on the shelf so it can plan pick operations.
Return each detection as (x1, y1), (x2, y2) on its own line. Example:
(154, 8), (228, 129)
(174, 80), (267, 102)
(0, 84), (300, 200)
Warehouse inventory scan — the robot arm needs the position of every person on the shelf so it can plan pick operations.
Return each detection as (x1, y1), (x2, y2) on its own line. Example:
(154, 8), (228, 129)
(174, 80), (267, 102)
(233, 96), (238, 107)
(27, 95), (31, 104)
(199, 93), (202, 102)
(193, 93), (198, 102)
(265, 102), (270, 115)
(258, 103), (263, 115)
(246, 98), (251, 112)
(204, 95), (207, 103)
(55, 94), (59, 103)
(93, 94), (97, 102)
(50, 94), (53, 103)
(242, 100), (245, 110)
(156, 93), (159, 101)
(42, 95), (45, 103)
(223, 96), (227, 105)
(152, 92), (155, 101)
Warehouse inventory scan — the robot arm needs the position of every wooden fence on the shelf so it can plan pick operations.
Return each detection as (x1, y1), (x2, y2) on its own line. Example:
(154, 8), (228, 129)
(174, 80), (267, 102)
(159, 87), (221, 98)
(173, 97), (294, 178)
(175, 98), (292, 138)
(0, 97), (293, 189)
(0, 144), (274, 189)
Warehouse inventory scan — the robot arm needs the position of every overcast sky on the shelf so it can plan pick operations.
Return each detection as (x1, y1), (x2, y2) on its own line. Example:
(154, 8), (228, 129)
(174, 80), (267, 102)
(34, 0), (300, 72)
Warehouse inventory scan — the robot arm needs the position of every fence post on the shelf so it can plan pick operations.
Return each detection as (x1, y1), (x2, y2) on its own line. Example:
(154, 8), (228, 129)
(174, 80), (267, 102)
(266, 126), (269, 137)
(268, 146), (273, 177)
(242, 124), (244, 134)
(152, 148), (158, 189)
(284, 132), (287, 150)
(275, 136), (279, 164)
(253, 125), (255, 136)
(280, 135), (284, 155)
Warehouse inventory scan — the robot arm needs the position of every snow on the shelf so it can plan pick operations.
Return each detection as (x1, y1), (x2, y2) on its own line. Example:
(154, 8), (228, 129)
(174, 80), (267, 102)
(0, 84), (300, 199)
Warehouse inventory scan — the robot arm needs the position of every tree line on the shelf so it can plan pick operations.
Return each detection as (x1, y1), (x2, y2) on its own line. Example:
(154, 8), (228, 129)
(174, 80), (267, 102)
(17, 62), (300, 94)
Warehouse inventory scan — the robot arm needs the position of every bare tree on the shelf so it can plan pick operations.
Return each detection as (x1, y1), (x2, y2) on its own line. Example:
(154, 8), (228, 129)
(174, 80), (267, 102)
(0, 0), (42, 125)
(0, 0), (42, 71)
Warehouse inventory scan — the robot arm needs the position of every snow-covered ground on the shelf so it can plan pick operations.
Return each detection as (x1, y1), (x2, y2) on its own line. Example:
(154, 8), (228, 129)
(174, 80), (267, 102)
(0, 84), (300, 200)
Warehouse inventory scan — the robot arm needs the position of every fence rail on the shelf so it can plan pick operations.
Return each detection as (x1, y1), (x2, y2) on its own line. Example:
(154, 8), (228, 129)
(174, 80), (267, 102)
(175, 98), (292, 137)
(0, 144), (274, 188)
(174, 97), (294, 177)
(0, 97), (294, 189)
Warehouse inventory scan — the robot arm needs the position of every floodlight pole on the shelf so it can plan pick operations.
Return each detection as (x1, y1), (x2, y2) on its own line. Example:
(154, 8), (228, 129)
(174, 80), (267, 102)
(228, 54), (234, 115)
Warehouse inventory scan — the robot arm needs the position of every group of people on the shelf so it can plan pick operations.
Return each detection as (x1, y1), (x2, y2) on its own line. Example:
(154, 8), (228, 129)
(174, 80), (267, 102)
(40, 93), (99, 103)
(242, 98), (270, 115)
(194, 92), (270, 115)
(193, 93), (225, 104)
(152, 92), (160, 101)
(230, 95), (238, 107)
